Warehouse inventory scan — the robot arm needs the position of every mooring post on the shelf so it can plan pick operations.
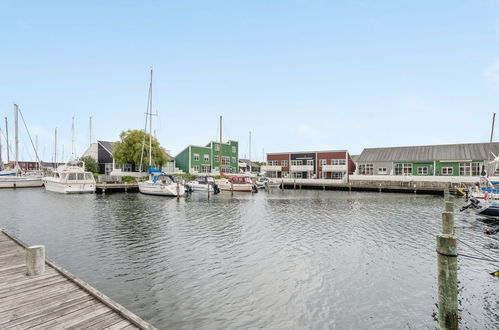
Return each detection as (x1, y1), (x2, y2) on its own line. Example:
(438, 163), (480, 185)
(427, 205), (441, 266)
(445, 201), (453, 213)
(231, 182), (234, 196)
(207, 183), (211, 200)
(294, 179), (296, 190)
(176, 181), (180, 201)
(442, 211), (454, 235)
(444, 187), (450, 201)
(26, 245), (45, 276)
(436, 234), (458, 330)
(281, 179), (284, 190)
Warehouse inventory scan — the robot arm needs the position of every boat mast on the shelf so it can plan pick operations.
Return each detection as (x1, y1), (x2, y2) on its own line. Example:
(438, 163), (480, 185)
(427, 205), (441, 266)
(71, 116), (75, 160)
(488, 112), (496, 176)
(89, 116), (92, 146)
(14, 104), (18, 169)
(0, 127), (3, 167)
(54, 127), (57, 168)
(219, 115), (223, 176)
(149, 68), (153, 167)
(4, 117), (9, 163)
(249, 131), (252, 173)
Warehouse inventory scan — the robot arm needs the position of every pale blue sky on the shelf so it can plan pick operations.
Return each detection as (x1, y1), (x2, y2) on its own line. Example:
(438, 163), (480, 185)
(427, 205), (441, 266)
(2, 0), (499, 162)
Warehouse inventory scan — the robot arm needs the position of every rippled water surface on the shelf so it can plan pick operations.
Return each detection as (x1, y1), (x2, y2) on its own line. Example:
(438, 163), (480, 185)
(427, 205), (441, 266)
(1, 189), (498, 329)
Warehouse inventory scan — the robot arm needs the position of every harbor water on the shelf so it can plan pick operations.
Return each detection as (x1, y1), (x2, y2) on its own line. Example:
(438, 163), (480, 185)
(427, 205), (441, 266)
(0, 189), (497, 329)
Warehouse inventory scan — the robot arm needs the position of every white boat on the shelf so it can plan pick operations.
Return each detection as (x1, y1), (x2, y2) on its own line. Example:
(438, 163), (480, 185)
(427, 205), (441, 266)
(216, 175), (257, 193)
(139, 172), (185, 197)
(255, 177), (280, 189)
(43, 163), (95, 193)
(0, 104), (43, 189)
(186, 176), (219, 193)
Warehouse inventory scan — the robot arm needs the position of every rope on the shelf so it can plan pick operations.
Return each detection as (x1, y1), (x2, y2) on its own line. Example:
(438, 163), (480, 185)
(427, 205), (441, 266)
(458, 253), (499, 263)
(457, 237), (499, 263)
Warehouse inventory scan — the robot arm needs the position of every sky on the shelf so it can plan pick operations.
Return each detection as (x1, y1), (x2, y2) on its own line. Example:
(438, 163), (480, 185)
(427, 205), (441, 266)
(2, 0), (499, 162)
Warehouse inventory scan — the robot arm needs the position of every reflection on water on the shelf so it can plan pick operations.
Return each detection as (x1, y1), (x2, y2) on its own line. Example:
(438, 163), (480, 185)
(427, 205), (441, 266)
(1, 189), (498, 329)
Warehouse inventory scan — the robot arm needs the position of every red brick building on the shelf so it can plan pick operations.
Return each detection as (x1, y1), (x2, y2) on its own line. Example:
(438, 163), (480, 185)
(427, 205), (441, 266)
(262, 150), (355, 179)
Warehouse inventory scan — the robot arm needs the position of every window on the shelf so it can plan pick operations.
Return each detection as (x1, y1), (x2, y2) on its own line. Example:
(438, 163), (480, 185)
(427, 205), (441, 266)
(232, 157), (236, 164)
(442, 167), (453, 175)
(417, 167), (428, 175)
(268, 160), (278, 166)
(204, 154), (209, 161)
(215, 144), (220, 151)
(214, 155), (219, 162)
(394, 163), (412, 176)
(291, 160), (303, 166)
(77, 173), (85, 180)
(222, 156), (230, 166)
(193, 153), (199, 161)
(281, 171), (288, 178)
(358, 164), (374, 175)
(68, 173), (77, 181)
(332, 159), (346, 165)
(193, 165), (200, 172)
(121, 164), (132, 172)
(378, 168), (387, 175)
(332, 172), (343, 179)
(472, 162), (481, 176)
(320, 159), (327, 166)
(232, 146), (237, 153)
(281, 160), (288, 167)
(85, 173), (93, 180)
(306, 160), (313, 166)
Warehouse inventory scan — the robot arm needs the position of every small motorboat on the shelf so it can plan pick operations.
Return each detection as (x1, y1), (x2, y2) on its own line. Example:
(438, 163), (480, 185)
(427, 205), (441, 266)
(139, 168), (185, 197)
(43, 162), (95, 193)
(216, 175), (257, 193)
(255, 177), (281, 189)
(185, 176), (220, 193)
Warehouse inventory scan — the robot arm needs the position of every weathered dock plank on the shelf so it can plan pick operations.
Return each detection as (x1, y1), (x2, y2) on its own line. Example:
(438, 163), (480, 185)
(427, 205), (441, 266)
(0, 229), (157, 330)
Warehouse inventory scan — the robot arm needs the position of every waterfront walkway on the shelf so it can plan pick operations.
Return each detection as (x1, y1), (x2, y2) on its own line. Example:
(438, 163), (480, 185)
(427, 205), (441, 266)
(0, 230), (156, 330)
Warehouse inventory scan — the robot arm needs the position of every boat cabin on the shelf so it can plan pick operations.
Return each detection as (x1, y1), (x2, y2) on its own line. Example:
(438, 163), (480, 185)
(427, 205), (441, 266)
(228, 176), (252, 184)
(54, 172), (94, 181)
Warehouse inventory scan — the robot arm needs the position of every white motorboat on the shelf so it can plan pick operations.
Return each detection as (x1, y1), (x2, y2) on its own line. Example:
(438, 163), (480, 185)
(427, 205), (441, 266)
(0, 104), (43, 189)
(255, 177), (280, 189)
(216, 175), (257, 193)
(139, 172), (185, 197)
(186, 176), (220, 193)
(43, 163), (95, 193)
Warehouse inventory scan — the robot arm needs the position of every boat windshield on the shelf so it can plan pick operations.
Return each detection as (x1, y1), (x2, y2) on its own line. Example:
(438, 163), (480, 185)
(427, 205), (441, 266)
(230, 176), (251, 184)
(154, 175), (174, 184)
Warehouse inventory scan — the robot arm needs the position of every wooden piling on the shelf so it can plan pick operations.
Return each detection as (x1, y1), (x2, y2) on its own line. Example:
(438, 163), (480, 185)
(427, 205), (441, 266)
(26, 245), (45, 276)
(444, 188), (450, 201)
(176, 181), (180, 201)
(442, 211), (454, 235)
(436, 234), (458, 330)
(445, 201), (453, 213)
(231, 182), (234, 196)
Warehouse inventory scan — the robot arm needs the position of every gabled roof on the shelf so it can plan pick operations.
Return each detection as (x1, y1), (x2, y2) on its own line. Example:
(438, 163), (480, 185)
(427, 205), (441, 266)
(98, 141), (115, 155)
(239, 158), (260, 167)
(357, 142), (499, 162)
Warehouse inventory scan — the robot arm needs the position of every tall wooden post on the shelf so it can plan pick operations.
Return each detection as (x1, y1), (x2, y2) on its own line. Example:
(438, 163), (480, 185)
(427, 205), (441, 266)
(442, 211), (454, 235)
(176, 181), (180, 201)
(436, 234), (458, 330)
(445, 201), (453, 213)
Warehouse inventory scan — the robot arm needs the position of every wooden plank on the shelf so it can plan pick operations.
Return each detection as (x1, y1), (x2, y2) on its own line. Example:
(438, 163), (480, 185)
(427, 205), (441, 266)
(0, 281), (77, 311)
(0, 263), (25, 275)
(64, 310), (119, 330)
(27, 302), (109, 330)
(0, 268), (58, 288)
(0, 289), (89, 325)
(0, 277), (67, 300)
(106, 320), (134, 330)
(6, 297), (99, 330)
(50, 305), (112, 329)
(0, 273), (61, 295)
(4, 295), (96, 329)
(0, 282), (81, 312)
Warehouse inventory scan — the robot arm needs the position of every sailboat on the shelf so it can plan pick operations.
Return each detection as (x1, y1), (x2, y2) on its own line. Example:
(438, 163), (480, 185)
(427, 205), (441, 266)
(0, 104), (43, 188)
(215, 117), (257, 193)
(138, 69), (185, 197)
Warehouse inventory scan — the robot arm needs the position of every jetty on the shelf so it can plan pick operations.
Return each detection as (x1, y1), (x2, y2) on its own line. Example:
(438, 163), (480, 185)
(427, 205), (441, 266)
(95, 182), (139, 193)
(0, 229), (156, 330)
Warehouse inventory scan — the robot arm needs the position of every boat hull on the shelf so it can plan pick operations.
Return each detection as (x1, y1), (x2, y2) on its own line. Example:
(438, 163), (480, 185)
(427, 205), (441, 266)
(139, 182), (185, 197)
(43, 179), (95, 194)
(0, 176), (43, 189)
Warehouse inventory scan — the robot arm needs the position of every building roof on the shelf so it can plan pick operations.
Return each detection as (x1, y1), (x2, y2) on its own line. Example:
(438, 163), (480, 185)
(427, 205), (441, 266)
(98, 141), (115, 155)
(267, 150), (348, 155)
(357, 142), (499, 162)
(239, 158), (260, 168)
(350, 155), (360, 163)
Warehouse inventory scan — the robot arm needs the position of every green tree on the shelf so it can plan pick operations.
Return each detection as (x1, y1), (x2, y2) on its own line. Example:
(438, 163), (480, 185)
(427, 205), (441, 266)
(80, 156), (99, 173)
(112, 129), (170, 171)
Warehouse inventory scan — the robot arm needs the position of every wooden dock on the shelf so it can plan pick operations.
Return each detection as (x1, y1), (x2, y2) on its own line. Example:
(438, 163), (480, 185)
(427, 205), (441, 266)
(0, 230), (156, 330)
(95, 183), (139, 193)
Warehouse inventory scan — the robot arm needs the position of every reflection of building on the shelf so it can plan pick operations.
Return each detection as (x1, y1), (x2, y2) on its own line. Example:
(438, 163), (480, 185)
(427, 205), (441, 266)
(355, 142), (499, 177)
(175, 140), (239, 174)
(262, 150), (355, 179)
(82, 141), (135, 175)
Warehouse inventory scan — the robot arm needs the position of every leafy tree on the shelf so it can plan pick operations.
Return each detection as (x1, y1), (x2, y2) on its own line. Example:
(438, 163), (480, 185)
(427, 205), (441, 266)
(112, 129), (170, 171)
(80, 156), (99, 173)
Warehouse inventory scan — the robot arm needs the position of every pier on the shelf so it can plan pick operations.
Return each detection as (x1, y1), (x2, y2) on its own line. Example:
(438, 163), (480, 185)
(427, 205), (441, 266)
(0, 229), (156, 330)
(95, 183), (139, 193)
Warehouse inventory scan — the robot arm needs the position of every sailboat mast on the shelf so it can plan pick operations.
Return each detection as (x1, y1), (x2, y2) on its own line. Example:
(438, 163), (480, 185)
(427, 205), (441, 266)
(149, 69), (153, 167)
(71, 116), (75, 159)
(249, 131), (252, 173)
(54, 127), (57, 168)
(488, 112), (496, 175)
(219, 116), (223, 176)
(14, 104), (18, 168)
(0, 127), (3, 166)
(4, 117), (9, 163)
(89, 116), (92, 146)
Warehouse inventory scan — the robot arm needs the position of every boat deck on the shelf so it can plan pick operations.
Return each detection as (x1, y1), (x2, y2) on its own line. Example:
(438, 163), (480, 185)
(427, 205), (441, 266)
(0, 230), (156, 330)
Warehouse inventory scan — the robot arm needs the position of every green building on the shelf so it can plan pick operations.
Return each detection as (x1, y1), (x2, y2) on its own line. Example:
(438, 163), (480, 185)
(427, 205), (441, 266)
(355, 142), (499, 177)
(175, 140), (239, 174)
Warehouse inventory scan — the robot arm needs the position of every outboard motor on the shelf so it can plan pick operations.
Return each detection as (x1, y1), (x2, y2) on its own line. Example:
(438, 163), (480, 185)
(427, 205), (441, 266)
(213, 183), (220, 194)
(460, 197), (481, 212)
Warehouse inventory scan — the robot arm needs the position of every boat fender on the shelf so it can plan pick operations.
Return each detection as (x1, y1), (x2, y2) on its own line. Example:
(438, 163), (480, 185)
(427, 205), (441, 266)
(485, 192), (489, 200)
